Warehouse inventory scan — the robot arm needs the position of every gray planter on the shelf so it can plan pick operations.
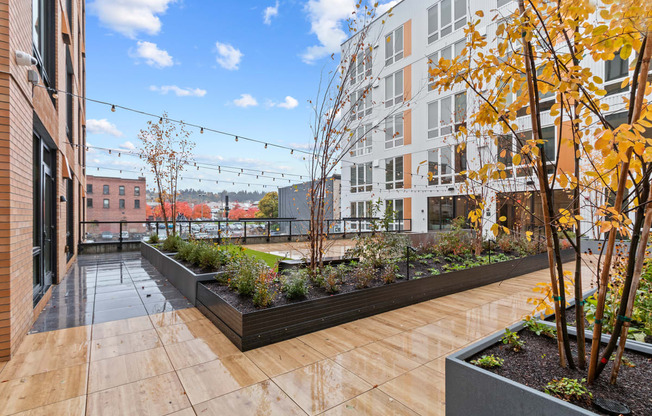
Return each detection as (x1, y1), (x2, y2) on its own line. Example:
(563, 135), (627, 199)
(446, 320), (651, 416)
(140, 242), (217, 304)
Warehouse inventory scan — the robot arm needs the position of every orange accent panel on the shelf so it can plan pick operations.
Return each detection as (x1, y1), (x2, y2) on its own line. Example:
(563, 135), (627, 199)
(404, 64), (411, 101)
(404, 109), (412, 145)
(61, 10), (71, 45)
(404, 20), (412, 58)
(557, 121), (574, 175)
(404, 197), (412, 221)
(404, 153), (412, 189)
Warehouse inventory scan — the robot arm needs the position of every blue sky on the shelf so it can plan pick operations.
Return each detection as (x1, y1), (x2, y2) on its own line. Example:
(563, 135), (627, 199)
(85, 0), (396, 192)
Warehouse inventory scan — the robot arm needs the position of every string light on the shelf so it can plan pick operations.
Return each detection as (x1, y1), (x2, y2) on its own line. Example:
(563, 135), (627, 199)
(291, 149), (294, 155)
(200, 127), (204, 134)
(111, 105), (116, 112)
(235, 136), (238, 142)
(264, 143), (268, 149)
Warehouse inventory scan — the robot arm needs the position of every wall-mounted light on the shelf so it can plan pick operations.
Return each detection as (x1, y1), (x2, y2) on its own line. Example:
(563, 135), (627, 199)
(60, 195), (67, 202)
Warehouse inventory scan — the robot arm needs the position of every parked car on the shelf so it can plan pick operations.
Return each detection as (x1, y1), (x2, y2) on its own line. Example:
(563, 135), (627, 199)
(101, 231), (113, 240)
(120, 231), (129, 239)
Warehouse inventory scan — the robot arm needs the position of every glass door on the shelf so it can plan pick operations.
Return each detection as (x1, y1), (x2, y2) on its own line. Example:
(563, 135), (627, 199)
(33, 135), (55, 304)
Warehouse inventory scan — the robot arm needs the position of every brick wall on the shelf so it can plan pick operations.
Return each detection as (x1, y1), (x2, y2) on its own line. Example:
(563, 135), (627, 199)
(86, 176), (147, 235)
(0, 0), (86, 361)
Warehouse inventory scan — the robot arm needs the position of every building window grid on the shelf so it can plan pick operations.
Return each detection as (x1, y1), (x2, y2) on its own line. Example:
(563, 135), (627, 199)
(103, 185), (109, 195)
(427, 0), (467, 44)
(87, 198), (92, 208)
(87, 184), (92, 194)
(385, 156), (404, 190)
(103, 199), (109, 209)
(350, 162), (373, 193)
(428, 40), (465, 91)
(385, 199), (404, 231)
(385, 25), (404, 66)
(119, 186), (125, 196)
(134, 186), (140, 196)
(385, 69), (404, 108)
(427, 91), (466, 139)
(385, 114), (404, 149)
(350, 200), (372, 231)
(135, 200), (140, 209)
(352, 124), (373, 156)
(119, 199), (125, 210)
(350, 49), (372, 86)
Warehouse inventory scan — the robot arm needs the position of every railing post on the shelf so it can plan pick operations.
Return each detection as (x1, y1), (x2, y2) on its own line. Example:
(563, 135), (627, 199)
(119, 222), (123, 252)
(288, 221), (292, 241)
(343, 219), (346, 239)
(266, 221), (270, 242)
(218, 221), (222, 243)
(189, 220), (192, 238)
(406, 245), (410, 280)
(358, 219), (362, 236)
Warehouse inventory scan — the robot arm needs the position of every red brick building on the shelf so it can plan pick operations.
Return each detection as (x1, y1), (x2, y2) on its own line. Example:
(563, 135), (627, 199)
(0, 0), (86, 359)
(85, 175), (147, 239)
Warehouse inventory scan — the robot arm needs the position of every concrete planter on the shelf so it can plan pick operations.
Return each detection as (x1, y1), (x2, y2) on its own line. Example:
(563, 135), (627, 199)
(197, 249), (574, 351)
(140, 242), (217, 305)
(445, 320), (651, 416)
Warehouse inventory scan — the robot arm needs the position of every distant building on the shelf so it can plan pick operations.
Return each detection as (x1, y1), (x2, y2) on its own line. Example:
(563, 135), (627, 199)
(85, 176), (147, 240)
(279, 175), (341, 234)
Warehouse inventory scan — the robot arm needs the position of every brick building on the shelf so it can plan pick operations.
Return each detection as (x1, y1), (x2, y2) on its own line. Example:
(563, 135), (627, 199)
(85, 175), (147, 239)
(0, 0), (86, 360)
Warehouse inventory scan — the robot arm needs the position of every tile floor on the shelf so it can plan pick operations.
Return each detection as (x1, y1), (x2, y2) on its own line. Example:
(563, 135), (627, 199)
(0, 254), (596, 415)
(30, 252), (193, 334)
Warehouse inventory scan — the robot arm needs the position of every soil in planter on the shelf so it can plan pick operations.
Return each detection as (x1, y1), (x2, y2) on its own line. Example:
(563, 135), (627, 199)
(467, 330), (652, 415)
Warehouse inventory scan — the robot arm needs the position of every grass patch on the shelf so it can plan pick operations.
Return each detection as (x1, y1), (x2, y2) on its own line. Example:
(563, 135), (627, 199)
(224, 245), (286, 269)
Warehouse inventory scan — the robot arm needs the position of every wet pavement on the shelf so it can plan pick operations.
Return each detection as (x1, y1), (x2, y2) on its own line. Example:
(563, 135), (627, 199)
(30, 252), (193, 333)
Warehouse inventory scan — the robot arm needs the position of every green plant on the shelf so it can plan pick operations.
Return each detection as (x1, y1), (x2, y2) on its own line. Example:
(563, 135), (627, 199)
(320, 265), (343, 293)
(426, 217), (473, 257)
(253, 269), (277, 308)
(524, 320), (557, 338)
(501, 328), (525, 352)
(176, 241), (194, 262)
(162, 234), (183, 252)
(226, 254), (268, 297)
(282, 269), (309, 300)
(470, 355), (504, 368)
(544, 378), (592, 402)
(352, 262), (376, 289)
(381, 262), (399, 284)
(147, 234), (159, 244)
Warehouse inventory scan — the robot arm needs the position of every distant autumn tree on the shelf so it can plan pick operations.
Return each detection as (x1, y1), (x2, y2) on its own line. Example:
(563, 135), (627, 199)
(138, 112), (195, 236)
(430, 0), (652, 383)
(255, 192), (278, 218)
(192, 203), (212, 219)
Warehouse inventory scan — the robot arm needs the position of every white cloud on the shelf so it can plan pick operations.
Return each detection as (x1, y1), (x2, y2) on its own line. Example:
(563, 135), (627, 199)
(263, 1), (279, 25)
(233, 94), (258, 108)
(277, 96), (299, 109)
(149, 85), (207, 97)
(89, 0), (175, 38)
(288, 142), (313, 150)
(119, 141), (136, 150)
(301, 0), (397, 64)
(131, 41), (174, 68)
(86, 119), (123, 137)
(215, 42), (243, 70)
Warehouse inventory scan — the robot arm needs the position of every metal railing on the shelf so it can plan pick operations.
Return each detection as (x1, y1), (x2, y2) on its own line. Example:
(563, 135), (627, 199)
(80, 217), (413, 250)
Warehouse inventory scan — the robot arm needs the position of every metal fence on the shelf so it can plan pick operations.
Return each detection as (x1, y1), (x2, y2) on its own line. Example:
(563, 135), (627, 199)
(80, 217), (413, 249)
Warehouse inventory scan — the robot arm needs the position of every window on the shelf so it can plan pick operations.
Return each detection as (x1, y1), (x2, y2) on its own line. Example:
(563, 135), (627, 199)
(134, 186), (140, 196)
(134, 200), (140, 209)
(428, 147), (453, 185)
(385, 25), (404, 66)
(119, 199), (125, 210)
(87, 184), (93, 194)
(427, 0), (466, 44)
(350, 200), (372, 230)
(350, 49), (372, 85)
(385, 69), (404, 108)
(455, 144), (467, 182)
(385, 156), (404, 189)
(87, 198), (93, 208)
(103, 199), (109, 209)
(385, 199), (404, 231)
(427, 95), (453, 138)
(497, 0), (511, 6)
(454, 91), (467, 127)
(119, 186), (125, 195)
(427, 40), (465, 90)
(385, 114), (404, 149)
(32, 0), (55, 87)
(351, 88), (373, 120)
(428, 196), (474, 230)
(350, 162), (373, 193)
(103, 185), (109, 195)
(605, 53), (628, 82)
(351, 124), (372, 156)
(66, 53), (73, 143)
(539, 126), (555, 163)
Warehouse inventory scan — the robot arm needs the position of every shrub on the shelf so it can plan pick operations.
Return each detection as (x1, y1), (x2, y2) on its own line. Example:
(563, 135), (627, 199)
(176, 241), (194, 262)
(253, 269), (277, 308)
(282, 269), (309, 300)
(524, 319), (557, 338)
(352, 262), (376, 289)
(500, 328), (525, 352)
(148, 234), (159, 244)
(187, 242), (206, 266)
(320, 265), (343, 293)
(162, 234), (183, 252)
(470, 355), (504, 368)
(380, 262), (399, 284)
(544, 378), (592, 402)
(226, 254), (268, 297)
(346, 232), (409, 267)
(427, 218), (473, 256)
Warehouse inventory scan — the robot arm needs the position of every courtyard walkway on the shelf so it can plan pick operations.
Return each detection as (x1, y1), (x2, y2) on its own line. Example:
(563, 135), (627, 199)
(0, 253), (596, 416)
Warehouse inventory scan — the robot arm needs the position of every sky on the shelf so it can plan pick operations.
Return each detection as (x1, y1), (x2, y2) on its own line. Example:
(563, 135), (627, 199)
(85, 0), (397, 194)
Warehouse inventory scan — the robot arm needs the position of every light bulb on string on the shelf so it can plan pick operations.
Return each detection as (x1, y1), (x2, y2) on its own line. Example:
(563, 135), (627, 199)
(291, 149), (294, 155)
(235, 136), (238, 142)
(200, 128), (204, 134)
(111, 105), (116, 112)
(264, 143), (268, 149)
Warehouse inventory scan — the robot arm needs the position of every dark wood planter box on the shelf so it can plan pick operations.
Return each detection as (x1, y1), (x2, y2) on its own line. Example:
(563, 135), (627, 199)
(140, 242), (217, 305)
(196, 249), (574, 351)
(445, 320), (652, 416)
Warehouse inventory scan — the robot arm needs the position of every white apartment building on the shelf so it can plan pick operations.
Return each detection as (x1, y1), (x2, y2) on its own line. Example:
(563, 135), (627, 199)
(340, 0), (641, 236)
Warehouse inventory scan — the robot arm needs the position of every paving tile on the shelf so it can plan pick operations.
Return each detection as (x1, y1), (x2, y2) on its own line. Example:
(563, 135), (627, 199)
(0, 364), (88, 414)
(144, 299), (193, 314)
(424, 355), (447, 375)
(86, 372), (190, 416)
(90, 328), (161, 361)
(94, 297), (144, 312)
(166, 408), (197, 416)
(165, 333), (242, 370)
(89, 347), (174, 393)
(272, 359), (372, 415)
(193, 380), (306, 415)
(93, 305), (149, 324)
(379, 327), (459, 364)
(149, 308), (204, 328)
(333, 342), (421, 385)
(298, 325), (375, 357)
(92, 315), (154, 340)
(177, 354), (268, 404)
(0, 341), (89, 380)
(379, 366), (445, 416)
(17, 326), (91, 354)
(245, 338), (325, 378)
(10, 395), (86, 416)
(322, 388), (419, 416)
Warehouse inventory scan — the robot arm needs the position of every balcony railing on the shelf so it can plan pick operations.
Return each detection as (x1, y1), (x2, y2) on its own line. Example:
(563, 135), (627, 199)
(79, 217), (412, 250)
